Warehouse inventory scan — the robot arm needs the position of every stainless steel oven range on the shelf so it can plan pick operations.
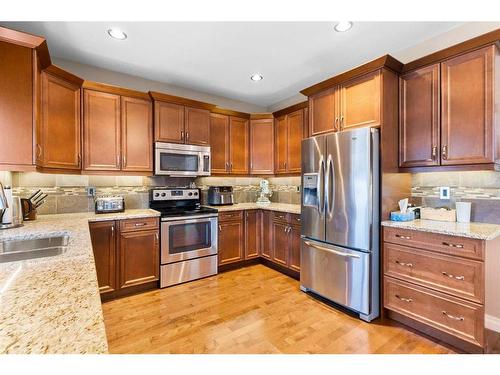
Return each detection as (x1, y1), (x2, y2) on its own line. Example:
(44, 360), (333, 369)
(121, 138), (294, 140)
(149, 187), (218, 288)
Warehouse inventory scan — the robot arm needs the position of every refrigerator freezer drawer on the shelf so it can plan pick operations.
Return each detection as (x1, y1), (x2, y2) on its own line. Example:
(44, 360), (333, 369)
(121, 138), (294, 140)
(300, 238), (370, 315)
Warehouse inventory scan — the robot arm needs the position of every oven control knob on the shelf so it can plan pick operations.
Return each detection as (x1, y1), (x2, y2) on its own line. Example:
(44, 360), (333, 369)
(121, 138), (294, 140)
(161, 193), (166, 197)
(188, 192), (193, 196)
(194, 192), (198, 196)
(154, 193), (160, 197)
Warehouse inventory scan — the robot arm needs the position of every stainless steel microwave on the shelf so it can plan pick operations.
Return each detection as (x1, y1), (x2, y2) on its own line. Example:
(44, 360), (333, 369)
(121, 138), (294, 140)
(154, 142), (211, 176)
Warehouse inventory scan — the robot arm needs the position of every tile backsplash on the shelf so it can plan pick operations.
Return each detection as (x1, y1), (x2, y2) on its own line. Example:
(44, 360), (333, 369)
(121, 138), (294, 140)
(0, 172), (302, 215)
(411, 171), (500, 224)
(196, 176), (301, 205)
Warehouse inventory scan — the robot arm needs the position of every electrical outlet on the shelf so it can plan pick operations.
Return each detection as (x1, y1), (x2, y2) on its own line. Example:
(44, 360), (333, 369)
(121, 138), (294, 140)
(295, 186), (301, 193)
(86, 186), (96, 197)
(439, 186), (451, 200)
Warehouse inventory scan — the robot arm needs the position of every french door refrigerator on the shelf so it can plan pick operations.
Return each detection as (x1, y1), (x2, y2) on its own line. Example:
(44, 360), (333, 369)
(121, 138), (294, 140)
(300, 127), (380, 322)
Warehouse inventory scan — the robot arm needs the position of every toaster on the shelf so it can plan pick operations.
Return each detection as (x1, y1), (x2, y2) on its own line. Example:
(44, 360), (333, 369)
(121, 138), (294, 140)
(95, 196), (125, 214)
(207, 186), (234, 206)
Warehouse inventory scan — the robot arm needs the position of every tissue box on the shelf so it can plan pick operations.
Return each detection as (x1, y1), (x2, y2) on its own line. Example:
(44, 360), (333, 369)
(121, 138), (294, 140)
(390, 210), (415, 222)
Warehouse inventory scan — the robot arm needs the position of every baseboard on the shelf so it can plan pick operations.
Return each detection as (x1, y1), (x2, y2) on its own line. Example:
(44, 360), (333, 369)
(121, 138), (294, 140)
(486, 314), (500, 333)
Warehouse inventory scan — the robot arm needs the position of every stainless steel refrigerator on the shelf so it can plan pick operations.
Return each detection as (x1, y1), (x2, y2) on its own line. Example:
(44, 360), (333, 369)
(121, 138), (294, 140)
(300, 127), (380, 322)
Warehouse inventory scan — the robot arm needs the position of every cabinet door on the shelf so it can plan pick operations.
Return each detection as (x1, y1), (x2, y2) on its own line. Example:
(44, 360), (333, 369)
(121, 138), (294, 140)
(39, 71), (81, 170)
(261, 210), (273, 260)
(121, 96), (153, 172)
(185, 106), (210, 145)
(309, 87), (336, 136)
(245, 210), (260, 259)
(340, 71), (381, 130)
(287, 109), (303, 173)
(119, 229), (159, 289)
(275, 115), (288, 174)
(0, 41), (34, 169)
(250, 118), (274, 174)
(289, 224), (301, 272)
(89, 221), (117, 294)
(218, 220), (244, 265)
(399, 64), (440, 167)
(441, 46), (495, 165)
(83, 89), (121, 171)
(229, 116), (249, 174)
(210, 113), (230, 174)
(272, 221), (289, 266)
(154, 101), (185, 143)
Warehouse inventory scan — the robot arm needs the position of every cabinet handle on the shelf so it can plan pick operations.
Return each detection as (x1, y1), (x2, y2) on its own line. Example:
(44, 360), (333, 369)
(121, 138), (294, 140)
(225, 162), (230, 171)
(442, 311), (464, 321)
(340, 115), (344, 128)
(442, 241), (463, 249)
(395, 260), (414, 268)
(334, 117), (339, 131)
(77, 154), (81, 166)
(219, 225), (222, 232)
(284, 161), (287, 169)
(442, 145), (448, 160)
(36, 144), (42, 158)
(442, 271), (465, 281)
(186, 132), (189, 140)
(230, 162), (233, 170)
(116, 154), (121, 167)
(181, 130), (184, 140)
(123, 155), (126, 167)
(431, 146), (437, 160)
(395, 294), (413, 303)
(111, 226), (114, 236)
(134, 222), (147, 227)
(395, 234), (411, 240)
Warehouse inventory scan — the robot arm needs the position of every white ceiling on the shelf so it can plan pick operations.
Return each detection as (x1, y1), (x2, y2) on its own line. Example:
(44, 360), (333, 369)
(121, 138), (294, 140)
(1, 22), (468, 107)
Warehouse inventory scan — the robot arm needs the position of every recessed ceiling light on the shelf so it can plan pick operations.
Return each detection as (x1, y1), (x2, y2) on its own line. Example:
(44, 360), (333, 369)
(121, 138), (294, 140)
(250, 74), (263, 81)
(107, 28), (127, 40)
(334, 21), (353, 32)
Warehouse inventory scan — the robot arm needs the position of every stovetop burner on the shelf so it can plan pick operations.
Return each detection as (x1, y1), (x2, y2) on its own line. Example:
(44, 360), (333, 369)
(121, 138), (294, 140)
(157, 206), (218, 218)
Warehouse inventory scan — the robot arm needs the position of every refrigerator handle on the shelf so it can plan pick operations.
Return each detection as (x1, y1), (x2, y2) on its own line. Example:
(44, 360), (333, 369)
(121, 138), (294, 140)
(318, 156), (325, 214)
(327, 155), (335, 217)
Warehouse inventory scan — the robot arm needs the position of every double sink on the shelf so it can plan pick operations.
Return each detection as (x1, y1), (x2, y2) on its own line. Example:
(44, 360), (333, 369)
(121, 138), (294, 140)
(0, 235), (69, 263)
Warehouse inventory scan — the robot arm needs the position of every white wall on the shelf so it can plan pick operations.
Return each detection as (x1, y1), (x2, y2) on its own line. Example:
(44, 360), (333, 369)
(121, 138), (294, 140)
(53, 58), (268, 114)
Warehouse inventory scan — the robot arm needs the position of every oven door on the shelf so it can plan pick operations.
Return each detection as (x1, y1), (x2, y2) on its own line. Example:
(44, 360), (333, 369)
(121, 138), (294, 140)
(161, 215), (218, 264)
(155, 143), (210, 176)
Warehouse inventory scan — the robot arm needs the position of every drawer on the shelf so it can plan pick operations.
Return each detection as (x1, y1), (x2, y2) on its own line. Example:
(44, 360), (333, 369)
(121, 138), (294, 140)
(384, 277), (484, 347)
(120, 217), (159, 232)
(272, 211), (289, 223)
(218, 210), (243, 222)
(383, 226), (484, 261)
(384, 243), (484, 303)
(290, 214), (302, 226)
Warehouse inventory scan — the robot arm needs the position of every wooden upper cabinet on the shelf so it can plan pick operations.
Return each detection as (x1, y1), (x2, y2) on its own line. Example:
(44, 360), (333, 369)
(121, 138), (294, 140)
(121, 96), (153, 172)
(83, 89), (121, 171)
(340, 70), (381, 130)
(441, 46), (496, 165)
(185, 106), (210, 145)
(229, 116), (249, 174)
(0, 41), (34, 170)
(154, 101), (184, 143)
(250, 118), (274, 174)
(39, 69), (82, 171)
(287, 109), (303, 173)
(275, 115), (288, 173)
(210, 113), (230, 174)
(309, 87), (336, 136)
(399, 64), (440, 167)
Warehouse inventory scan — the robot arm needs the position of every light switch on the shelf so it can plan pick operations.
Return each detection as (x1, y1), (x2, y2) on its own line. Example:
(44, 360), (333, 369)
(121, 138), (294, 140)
(439, 186), (450, 200)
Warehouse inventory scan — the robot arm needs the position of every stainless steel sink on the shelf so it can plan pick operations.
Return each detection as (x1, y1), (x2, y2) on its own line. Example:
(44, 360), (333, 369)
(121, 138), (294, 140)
(0, 235), (69, 263)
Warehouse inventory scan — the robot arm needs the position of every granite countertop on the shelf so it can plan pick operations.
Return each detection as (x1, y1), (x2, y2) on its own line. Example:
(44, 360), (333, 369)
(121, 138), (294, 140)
(207, 202), (301, 215)
(0, 209), (160, 354)
(381, 219), (500, 240)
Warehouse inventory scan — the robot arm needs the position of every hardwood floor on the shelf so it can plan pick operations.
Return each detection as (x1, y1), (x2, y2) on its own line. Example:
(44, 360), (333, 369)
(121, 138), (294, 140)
(102, 264), (457, 354)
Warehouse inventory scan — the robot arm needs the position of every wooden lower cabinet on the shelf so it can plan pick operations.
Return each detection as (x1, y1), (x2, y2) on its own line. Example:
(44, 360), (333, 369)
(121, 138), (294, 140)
(261, 210), (273, 260)
(272, 221), (289, 266)
(119, 229), (159, 289)
(89, 221), (117, 295)
(245, 210), (261, 259)
(89, 217), (159, 300)
(218, 212), (245, 265)
(383, 226), (489, 352)
(289, 224), (301, 272)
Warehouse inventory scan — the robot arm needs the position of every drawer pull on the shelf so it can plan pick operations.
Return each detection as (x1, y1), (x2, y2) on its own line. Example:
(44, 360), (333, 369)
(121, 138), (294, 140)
(395, 234), (411, 240)
(442, 241), (464, 248)
(134, 222), (147, 227)
(395, 294), (413, 303)
(442, 311), (464, 321)
(395, 260), (414, 268)
(441, 272), (465, 281)
(219, 225), (222, 231)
